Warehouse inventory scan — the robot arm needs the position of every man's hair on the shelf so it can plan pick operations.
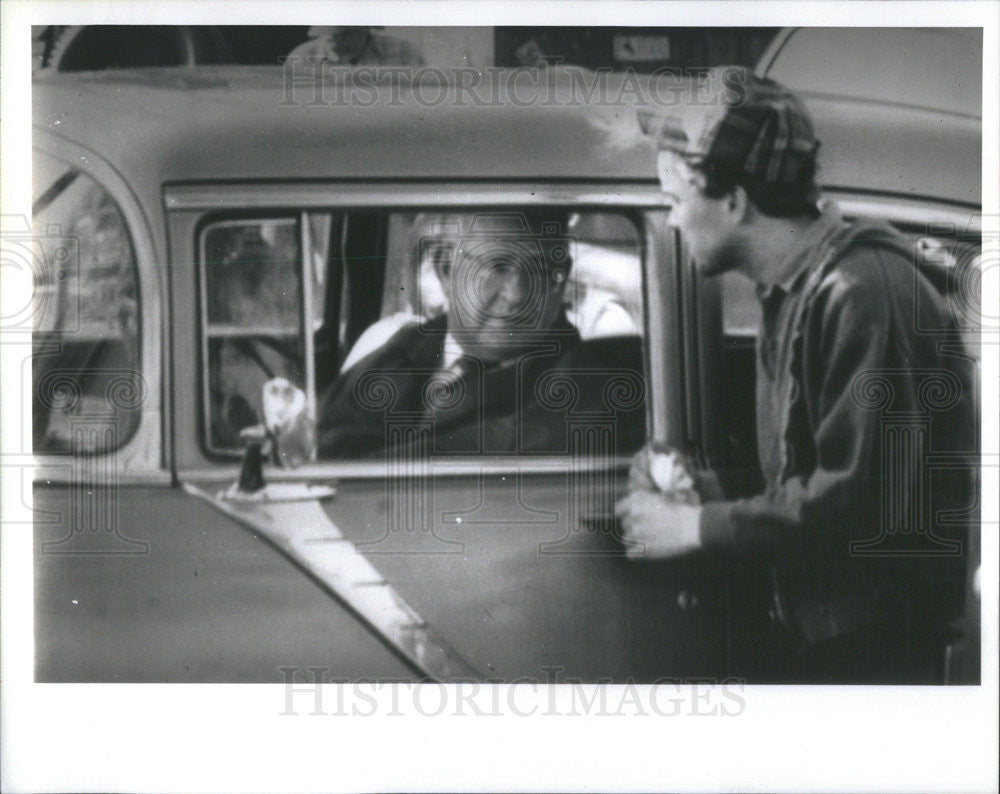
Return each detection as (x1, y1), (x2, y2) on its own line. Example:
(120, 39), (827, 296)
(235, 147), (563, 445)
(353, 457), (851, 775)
(694, 158), (822, 219)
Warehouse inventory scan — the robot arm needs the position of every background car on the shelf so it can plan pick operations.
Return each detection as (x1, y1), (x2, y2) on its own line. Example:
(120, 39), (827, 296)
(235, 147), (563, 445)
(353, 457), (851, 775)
(30, 27), (982, 683)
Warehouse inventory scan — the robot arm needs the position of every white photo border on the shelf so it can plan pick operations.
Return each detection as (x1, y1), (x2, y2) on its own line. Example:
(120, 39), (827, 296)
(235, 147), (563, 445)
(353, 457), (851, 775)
(2, 2), (997, 792)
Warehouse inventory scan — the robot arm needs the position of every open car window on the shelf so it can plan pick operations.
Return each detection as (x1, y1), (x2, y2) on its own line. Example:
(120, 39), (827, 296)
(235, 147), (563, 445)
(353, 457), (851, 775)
(198, 208), (648, 459)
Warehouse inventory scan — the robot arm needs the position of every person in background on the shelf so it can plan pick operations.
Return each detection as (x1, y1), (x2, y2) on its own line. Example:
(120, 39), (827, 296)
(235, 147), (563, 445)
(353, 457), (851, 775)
(287, 26), (425, 66)
(618, 66), (976, 683)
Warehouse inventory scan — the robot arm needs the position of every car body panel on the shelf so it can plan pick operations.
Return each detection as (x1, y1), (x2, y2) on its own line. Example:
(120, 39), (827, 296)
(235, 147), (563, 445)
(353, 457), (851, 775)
(34, 485), (414, 682)
(320, 471), (729, 682)
(34, 63), (981, 210)
(795, 94), (980, 208)
(34, 474), (732, 682)
(757, 27), (982, 119)
(32, 68), (659, 208)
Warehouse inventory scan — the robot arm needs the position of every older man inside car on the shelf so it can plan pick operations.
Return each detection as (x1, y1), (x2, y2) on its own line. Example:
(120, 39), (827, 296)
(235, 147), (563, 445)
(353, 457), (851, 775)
(318, 210), (645, 458)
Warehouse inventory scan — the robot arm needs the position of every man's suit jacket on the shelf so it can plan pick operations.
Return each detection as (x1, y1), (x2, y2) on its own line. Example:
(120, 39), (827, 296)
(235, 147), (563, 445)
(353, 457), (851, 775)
(318, 314), (646, 458)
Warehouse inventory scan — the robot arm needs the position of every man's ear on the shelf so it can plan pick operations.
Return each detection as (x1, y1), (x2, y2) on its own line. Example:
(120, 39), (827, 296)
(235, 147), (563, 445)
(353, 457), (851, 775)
(548, 268), (568, 297)
(727, 184), (751, 225)
(432, 253), (451, 286)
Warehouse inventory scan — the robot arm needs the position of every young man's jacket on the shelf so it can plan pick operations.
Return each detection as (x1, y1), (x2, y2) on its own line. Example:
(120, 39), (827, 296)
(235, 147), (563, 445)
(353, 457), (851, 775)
(318, 313), (647, 458)
(699, 206), (977, 652)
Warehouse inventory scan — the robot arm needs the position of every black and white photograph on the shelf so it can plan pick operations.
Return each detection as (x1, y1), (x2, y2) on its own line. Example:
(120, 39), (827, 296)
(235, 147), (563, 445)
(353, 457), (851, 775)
(2, 2), (998, 792)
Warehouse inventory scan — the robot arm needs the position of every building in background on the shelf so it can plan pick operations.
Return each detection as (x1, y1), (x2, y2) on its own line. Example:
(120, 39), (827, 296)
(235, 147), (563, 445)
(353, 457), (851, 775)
(34, 25), (777, 73)
(495, 27), (779, 70)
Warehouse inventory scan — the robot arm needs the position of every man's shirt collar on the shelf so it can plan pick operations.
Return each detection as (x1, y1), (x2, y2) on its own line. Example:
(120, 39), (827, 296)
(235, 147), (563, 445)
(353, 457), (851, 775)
(442, 333), (465, 370)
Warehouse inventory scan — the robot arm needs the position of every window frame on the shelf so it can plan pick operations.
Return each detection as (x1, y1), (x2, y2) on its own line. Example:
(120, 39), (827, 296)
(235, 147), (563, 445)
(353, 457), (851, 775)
(32, 136), (166, 483)
(167, 181), (679, 477)
(196, 213), (311, 456)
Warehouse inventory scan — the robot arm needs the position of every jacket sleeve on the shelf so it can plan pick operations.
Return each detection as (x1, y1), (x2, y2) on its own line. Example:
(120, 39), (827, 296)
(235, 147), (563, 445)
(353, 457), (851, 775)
(316, 323), (424, 458)
(699, 251), (899, 557)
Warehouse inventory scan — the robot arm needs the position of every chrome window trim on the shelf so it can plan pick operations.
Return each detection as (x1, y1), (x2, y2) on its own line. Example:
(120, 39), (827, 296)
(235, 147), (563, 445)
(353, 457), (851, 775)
(33, 464), (173, 487)
(643, 212), (684, 447)
(828, 192), (983, 234)
(31, 134), (165, 479)
(298, 211), (318, 446)
(164, 182), (670, 211)
(181, 454), (636, 484)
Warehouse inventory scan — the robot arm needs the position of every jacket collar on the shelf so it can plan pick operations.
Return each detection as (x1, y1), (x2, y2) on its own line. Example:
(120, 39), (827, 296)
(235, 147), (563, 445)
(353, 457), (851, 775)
(756, 203), (846, 302)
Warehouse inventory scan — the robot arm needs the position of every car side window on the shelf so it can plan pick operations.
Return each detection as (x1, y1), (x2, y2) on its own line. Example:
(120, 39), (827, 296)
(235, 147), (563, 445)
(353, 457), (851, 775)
(318, 209), (647, 459)
(32, 153), (142, 454)
(197, 207), (647, 459)
(199, 215), (331, 454)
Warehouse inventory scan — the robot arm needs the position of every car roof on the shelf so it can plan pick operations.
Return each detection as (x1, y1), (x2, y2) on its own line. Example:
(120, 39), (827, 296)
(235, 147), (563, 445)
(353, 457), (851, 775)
(34, 59), (981, 209)
(757, 27), (982, 208)
(758, 27), (982, 119)
(792, 94), (980, 208)
(33, 66), (659, 184)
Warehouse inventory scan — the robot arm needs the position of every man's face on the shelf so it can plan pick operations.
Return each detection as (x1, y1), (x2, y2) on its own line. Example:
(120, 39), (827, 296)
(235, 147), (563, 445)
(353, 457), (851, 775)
(657, 150), (743, 277)
(436, 240), (567, 362)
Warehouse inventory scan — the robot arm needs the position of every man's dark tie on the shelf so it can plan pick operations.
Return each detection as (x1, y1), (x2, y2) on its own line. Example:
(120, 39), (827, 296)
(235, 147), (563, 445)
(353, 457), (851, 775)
(425, 354), (479, 423)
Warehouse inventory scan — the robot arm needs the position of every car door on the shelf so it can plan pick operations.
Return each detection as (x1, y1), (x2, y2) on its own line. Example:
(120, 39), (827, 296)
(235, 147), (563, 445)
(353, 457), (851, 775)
(30, 142), (422, 682)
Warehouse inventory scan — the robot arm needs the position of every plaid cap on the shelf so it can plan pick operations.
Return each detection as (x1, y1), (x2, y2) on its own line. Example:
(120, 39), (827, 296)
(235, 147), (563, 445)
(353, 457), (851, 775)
(638, 66), (820, 188)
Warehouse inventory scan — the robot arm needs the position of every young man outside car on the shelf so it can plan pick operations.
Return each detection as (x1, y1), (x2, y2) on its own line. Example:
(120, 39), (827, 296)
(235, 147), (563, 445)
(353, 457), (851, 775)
(618, 66), (976, 684)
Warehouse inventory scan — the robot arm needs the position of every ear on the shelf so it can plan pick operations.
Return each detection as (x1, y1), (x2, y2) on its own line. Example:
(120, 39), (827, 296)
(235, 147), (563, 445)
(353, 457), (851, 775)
(431, 249), (452, 285)
(727, 184), (751, 225)
(548, 268), (568, 298)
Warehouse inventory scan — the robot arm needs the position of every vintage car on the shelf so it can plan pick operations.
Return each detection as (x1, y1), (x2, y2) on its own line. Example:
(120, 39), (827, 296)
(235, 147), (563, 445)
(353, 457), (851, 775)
(30, 27), (982, 683)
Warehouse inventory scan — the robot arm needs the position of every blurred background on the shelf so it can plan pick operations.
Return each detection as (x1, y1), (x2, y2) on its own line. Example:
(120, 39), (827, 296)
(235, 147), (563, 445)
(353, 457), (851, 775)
(32, 25), (780, 73)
